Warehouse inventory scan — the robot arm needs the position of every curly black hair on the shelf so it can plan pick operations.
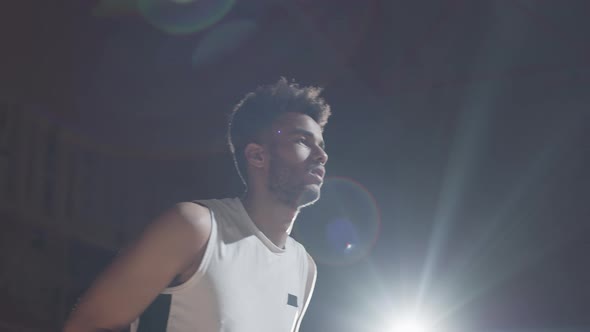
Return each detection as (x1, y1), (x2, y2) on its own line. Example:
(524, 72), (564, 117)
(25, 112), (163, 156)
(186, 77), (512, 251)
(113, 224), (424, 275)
(228, 77), (332, 187)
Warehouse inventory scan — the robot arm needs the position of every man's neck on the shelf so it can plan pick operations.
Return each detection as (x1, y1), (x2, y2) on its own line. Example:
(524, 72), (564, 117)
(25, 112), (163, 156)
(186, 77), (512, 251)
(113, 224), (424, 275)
(240, 191), (299, 249)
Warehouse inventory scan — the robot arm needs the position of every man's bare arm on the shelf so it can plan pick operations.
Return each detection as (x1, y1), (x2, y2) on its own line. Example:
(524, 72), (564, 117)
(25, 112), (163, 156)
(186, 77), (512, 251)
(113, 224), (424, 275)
(63, 202), (211, 332)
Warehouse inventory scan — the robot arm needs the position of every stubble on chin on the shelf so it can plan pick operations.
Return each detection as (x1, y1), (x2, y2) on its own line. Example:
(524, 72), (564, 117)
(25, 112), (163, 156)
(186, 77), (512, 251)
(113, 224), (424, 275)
(269, 165), (320, 209)
(296, 185), (321, 208)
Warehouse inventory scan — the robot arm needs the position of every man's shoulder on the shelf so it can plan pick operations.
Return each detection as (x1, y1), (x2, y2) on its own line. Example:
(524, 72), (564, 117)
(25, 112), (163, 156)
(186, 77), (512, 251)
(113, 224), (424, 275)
(191, 197), (240, 210)
(174, 201), (210, 222)
(286, 236), (311, 258)
(153, 201), (213, 241)
(286, 237), (317, 282)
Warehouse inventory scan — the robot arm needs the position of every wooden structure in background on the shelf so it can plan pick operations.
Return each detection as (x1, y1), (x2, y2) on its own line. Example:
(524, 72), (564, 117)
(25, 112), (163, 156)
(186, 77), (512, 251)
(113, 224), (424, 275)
(0, 104), (236, 331)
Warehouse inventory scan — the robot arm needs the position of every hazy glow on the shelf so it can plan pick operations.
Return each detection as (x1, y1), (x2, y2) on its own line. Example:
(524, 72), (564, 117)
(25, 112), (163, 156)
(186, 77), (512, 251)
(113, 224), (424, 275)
(138, 0), (235, 35)
(389, 313), (433, 332)
(294, 176), (381, 266)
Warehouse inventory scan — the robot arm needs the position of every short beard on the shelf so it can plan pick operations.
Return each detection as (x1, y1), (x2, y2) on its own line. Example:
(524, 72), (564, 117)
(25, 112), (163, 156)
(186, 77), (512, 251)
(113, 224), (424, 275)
(297, 187), (321, 208)
(268, 159), (320, 209)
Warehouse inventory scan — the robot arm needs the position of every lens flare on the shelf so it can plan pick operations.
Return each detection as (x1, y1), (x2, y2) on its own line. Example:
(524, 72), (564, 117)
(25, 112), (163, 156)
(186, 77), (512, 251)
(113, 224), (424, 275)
(138, 0), (235, 35)
(390, 315), (432, 332)
(192, 19), (257, 67)
(295, 176), (381, 266)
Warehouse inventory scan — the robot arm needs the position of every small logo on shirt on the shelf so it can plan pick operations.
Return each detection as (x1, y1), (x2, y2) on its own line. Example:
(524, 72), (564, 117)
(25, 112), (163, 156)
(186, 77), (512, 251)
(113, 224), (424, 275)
(287, 293), (298, 307)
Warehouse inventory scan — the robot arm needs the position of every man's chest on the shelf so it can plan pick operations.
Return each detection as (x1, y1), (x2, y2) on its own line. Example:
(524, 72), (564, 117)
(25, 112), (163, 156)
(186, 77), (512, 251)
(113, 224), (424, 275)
(205, 245), (305, 331)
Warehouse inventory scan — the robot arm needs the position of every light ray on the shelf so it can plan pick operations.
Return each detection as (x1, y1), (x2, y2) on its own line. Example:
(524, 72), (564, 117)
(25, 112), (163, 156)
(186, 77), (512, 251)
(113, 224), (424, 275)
(416, 1), (533, 312)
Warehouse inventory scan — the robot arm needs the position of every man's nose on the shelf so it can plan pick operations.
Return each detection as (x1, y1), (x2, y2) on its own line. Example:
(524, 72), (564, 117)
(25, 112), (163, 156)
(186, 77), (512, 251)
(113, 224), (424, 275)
(315, 147), (328, 165)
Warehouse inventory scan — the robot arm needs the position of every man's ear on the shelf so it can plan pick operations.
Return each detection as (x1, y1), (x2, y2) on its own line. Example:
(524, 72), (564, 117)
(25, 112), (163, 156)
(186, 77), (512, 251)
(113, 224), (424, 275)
(244, 143), (266, 168)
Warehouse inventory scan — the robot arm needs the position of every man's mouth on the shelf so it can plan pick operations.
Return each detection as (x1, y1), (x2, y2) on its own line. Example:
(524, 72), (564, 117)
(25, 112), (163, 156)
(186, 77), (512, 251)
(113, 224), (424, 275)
(309, 166), (325, 180)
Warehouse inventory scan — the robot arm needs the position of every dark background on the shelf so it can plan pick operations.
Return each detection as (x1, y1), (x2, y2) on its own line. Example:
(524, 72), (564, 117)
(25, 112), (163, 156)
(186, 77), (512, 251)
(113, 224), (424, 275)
(1, 1), (589, 331)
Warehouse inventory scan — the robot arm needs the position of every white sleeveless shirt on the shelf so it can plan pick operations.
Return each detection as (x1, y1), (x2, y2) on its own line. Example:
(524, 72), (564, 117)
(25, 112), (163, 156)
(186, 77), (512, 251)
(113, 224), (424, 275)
(129, 198), (311, 332)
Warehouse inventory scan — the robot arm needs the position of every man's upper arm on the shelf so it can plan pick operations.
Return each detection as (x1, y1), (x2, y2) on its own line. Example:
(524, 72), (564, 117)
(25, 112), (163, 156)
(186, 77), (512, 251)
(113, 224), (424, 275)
(293, 253), (317, 332)
(63, 202), (211, 332)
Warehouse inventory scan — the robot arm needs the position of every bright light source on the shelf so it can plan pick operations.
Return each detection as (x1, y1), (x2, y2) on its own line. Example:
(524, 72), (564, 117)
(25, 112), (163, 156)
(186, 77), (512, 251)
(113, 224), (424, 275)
(389, 313), (433, 332)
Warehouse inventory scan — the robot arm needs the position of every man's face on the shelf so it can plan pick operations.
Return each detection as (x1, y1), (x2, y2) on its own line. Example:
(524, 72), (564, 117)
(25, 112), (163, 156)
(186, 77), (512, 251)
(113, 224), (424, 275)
(266, 112), (328, 209)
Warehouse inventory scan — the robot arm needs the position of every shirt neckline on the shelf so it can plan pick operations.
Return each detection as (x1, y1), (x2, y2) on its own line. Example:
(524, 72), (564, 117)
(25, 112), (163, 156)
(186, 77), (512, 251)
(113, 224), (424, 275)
(233, 197), (287, 255)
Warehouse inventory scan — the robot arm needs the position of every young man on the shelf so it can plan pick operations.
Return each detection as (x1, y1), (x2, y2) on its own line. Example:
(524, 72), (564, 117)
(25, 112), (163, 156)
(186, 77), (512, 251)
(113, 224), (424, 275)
(63, 78), (331, 332)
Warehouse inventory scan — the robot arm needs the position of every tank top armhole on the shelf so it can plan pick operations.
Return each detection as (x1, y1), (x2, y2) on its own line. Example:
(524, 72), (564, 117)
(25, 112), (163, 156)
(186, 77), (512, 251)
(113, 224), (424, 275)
(301, 244), (310, 293)
(291, 239), (310, 292)
(161, 201), (217, 294)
